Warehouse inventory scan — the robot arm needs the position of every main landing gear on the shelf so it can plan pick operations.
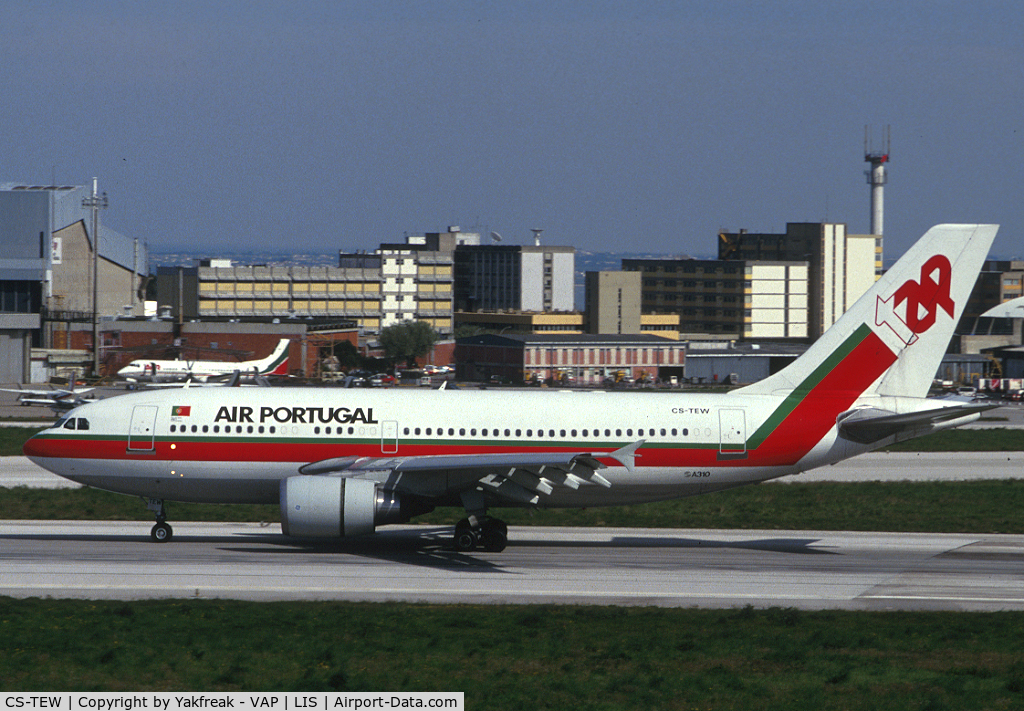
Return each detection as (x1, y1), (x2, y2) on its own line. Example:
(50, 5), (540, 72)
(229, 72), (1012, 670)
(454, 517), (508, 553)
(146, 498), (173, 542)
(455, 490), (508, 552)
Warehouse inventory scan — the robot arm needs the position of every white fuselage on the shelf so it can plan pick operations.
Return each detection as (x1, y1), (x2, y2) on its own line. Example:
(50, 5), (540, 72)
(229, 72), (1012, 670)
(25, 386), (879, 507)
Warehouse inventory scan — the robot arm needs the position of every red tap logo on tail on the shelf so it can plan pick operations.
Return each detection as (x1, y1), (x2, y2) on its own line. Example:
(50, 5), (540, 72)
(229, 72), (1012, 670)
(874, 254), (955, 346)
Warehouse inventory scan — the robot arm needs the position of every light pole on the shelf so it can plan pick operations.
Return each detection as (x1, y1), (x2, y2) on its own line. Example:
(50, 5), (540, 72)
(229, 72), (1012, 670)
(82, 178), (108, 377)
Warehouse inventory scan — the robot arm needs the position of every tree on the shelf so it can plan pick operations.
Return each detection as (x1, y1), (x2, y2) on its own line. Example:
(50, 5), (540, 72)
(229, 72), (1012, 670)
(379, 320), (439, 368)
(331, 340), (362, 370)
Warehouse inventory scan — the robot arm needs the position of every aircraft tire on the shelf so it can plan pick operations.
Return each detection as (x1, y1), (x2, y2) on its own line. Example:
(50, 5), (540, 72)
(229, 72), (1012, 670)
(480, 525), (507, 553)
(454, 528), (478, 552)
(151, 522), (173, 543)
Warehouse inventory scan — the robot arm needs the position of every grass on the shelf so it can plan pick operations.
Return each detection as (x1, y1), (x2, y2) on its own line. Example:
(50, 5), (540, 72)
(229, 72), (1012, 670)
(2, 599), (1024, 709)
(0, 426), (44, 456)
(3, 479), (1024, 534)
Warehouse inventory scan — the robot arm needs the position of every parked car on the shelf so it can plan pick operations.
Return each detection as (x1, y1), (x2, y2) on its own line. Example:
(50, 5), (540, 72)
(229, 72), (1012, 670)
(369, 373), (395, 387)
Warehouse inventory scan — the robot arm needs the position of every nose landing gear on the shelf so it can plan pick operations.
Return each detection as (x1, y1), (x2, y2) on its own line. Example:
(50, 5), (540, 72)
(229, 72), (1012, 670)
(146, 498), (173, 542)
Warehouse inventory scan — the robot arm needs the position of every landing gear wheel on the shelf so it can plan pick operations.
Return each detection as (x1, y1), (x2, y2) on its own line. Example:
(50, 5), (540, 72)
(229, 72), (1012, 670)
(454, 520), (478, 552)
(453, 517), (508, 552)
(151, 521), (173, 542)
(479, 524), (508, 553)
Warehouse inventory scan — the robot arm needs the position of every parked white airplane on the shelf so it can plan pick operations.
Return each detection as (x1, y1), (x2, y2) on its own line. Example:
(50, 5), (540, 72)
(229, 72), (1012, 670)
(0, 384), (95, 413)
(116, 339), (291, 383)
(25, 225), (998, 552)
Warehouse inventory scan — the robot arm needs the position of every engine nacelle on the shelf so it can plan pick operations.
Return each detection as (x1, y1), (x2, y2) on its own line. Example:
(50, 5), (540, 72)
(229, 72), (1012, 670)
(280, 476), (407, 538)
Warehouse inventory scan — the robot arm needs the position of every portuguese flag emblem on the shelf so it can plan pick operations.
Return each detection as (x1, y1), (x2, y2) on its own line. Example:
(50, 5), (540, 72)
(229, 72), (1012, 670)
(172, 405), (191, 417)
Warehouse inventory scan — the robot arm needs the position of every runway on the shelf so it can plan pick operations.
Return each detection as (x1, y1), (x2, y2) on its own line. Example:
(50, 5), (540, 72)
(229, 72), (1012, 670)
(2, 521), (1023, 612)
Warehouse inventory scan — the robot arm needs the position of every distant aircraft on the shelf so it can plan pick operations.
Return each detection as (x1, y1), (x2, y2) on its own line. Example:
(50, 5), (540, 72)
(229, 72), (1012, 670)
(0, 385), (95, 413)
(116, 339), (291, 383)
(26, 225), (998, 552)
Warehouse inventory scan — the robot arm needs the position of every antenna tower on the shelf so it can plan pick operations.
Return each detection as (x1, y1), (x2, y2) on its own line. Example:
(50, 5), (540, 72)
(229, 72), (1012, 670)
(864, 125), (889, 277)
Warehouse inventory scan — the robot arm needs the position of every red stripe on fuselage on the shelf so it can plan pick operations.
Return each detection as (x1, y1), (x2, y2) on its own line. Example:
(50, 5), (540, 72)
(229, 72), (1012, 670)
(746, 328), (897, 466)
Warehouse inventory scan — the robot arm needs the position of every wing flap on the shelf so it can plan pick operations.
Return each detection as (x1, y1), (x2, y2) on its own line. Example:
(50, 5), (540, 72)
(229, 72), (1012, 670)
(297, 441), (644, 504)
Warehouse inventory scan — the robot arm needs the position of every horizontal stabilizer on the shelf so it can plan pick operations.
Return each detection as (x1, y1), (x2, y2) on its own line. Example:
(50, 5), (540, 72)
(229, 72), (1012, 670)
(837, 403), (997, 444)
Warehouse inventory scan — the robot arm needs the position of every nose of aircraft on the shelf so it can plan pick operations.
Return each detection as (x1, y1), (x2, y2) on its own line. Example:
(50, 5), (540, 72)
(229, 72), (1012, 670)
(23, 429), (57, 459)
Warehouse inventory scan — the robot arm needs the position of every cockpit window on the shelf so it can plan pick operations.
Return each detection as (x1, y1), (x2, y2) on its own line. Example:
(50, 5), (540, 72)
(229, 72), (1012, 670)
(63, 418), (76, 430)
(77, 418), (90, 431)
(53, 417), (69, 429)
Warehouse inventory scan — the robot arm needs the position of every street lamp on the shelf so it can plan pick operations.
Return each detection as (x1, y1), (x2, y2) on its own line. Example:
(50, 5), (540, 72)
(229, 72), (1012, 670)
(82, 178), (108, 377)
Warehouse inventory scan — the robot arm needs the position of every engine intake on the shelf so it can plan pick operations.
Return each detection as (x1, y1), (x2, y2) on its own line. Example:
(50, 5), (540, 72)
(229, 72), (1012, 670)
(280, 476), (413, 538)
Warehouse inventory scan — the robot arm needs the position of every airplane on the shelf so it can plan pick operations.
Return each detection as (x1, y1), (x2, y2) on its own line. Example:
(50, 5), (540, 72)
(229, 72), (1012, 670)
(25, 224), (998, 552)
(116, 339), (291, 383)
(0, 384), (96, 413)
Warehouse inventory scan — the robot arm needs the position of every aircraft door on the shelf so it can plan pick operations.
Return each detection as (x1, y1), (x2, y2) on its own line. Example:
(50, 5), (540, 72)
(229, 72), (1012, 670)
(381, 420), (398, 454)
(718, 408), (747, 460)
(128, 405), (159, 452)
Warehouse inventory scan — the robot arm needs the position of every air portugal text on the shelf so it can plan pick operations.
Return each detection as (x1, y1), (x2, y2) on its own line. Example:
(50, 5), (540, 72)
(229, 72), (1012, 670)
(213, 405), (379, 426)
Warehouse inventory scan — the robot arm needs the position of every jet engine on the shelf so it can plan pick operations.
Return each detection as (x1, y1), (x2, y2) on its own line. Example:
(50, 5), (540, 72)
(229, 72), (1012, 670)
(279, 475), (411, 538)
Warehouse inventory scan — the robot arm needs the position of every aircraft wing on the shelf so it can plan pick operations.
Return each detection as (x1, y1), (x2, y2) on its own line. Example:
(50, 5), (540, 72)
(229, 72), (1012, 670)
(297, 441), (644, 505)
(837, 403), (997, 444)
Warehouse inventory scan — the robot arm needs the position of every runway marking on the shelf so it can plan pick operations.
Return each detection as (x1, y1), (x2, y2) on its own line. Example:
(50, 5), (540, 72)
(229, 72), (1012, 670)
(860, 594), (1024, 604)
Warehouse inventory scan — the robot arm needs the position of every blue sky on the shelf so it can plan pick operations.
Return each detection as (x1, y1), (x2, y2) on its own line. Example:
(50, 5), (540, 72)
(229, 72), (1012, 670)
(2, 1), (1021, 259)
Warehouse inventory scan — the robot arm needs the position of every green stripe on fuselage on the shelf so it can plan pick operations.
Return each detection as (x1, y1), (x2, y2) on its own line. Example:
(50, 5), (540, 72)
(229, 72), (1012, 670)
(745, 323), (872, 449)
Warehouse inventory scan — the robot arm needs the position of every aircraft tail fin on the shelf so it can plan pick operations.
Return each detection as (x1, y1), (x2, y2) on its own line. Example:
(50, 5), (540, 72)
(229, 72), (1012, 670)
(735, 224), (997, 400)
(253, 339), (291, 376)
